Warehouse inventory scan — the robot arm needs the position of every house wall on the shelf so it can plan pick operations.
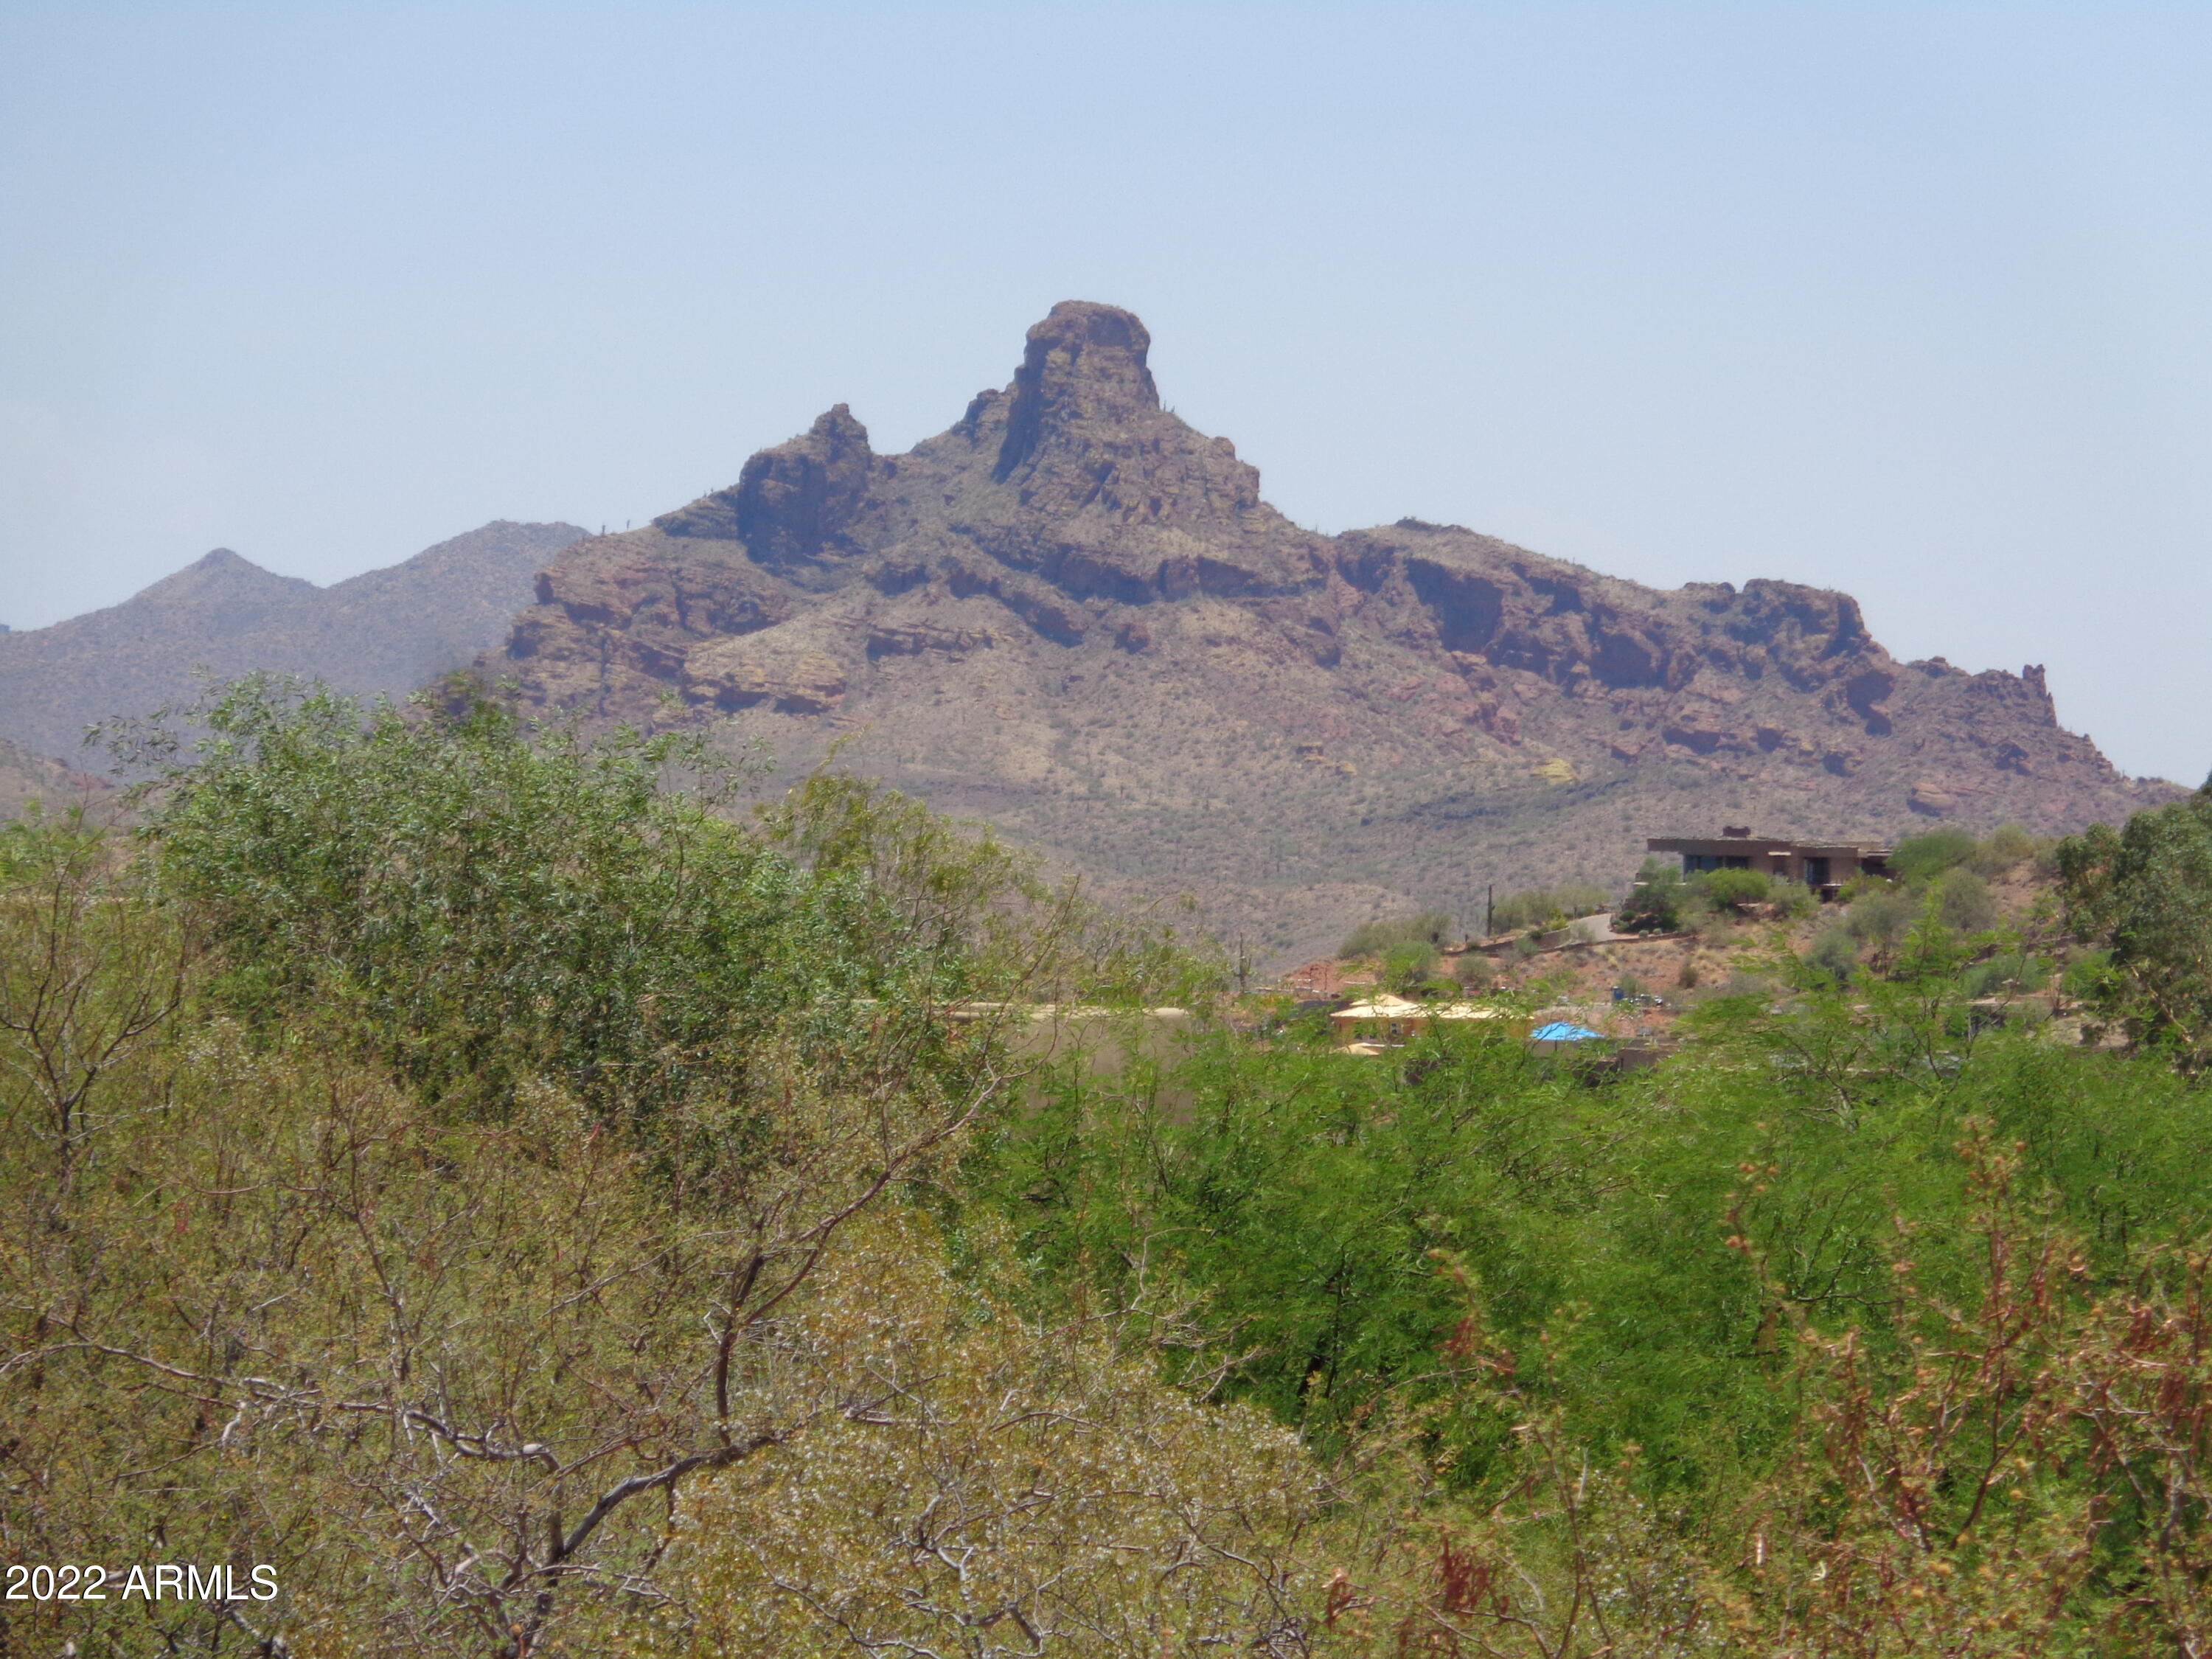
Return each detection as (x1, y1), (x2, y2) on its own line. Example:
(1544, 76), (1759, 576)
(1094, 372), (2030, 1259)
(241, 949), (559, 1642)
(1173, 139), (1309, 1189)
(1650, 837), (1888, 892)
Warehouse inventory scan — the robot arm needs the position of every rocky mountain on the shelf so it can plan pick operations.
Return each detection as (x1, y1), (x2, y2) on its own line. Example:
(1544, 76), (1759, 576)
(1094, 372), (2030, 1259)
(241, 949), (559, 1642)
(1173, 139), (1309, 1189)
(0, 520), (586, 766)
(488, 300), (2177, 964)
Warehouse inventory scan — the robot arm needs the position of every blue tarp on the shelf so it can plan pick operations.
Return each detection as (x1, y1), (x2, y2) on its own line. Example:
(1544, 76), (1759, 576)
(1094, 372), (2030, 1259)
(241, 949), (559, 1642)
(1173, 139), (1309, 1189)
(1530, 1022), (1601, 1042)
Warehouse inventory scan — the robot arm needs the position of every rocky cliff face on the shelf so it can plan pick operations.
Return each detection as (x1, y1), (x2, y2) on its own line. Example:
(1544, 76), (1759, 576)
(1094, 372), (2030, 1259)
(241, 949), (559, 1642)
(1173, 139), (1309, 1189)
(493, 302), (2172, 964)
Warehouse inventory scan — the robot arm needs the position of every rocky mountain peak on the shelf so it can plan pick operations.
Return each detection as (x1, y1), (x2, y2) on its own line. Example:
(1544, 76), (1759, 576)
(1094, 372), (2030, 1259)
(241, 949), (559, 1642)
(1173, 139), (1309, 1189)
(134, 548), (317, 610)
(995, 301), (1161, 479)
(656, 405), (878, 584)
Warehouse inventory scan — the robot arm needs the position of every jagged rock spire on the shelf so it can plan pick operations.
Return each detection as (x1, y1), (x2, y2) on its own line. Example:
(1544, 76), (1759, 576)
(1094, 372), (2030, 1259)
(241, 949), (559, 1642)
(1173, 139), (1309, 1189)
(655, 404), (877, 573)
(995, 302), (1160, 479)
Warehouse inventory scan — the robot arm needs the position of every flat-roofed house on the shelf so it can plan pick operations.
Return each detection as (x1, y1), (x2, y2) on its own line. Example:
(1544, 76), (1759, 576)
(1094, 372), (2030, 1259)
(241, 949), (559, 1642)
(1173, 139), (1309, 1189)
(1646, 828), (1891, 900)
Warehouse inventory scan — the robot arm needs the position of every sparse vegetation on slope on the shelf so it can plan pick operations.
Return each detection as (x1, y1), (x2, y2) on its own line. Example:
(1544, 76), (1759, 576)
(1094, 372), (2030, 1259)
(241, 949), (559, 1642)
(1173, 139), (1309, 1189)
(6, 689), (2212, 1656)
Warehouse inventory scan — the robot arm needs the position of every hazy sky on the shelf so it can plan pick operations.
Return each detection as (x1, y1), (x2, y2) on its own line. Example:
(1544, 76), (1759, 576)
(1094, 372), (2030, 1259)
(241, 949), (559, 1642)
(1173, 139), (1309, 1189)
(4, 3), (2209, 781)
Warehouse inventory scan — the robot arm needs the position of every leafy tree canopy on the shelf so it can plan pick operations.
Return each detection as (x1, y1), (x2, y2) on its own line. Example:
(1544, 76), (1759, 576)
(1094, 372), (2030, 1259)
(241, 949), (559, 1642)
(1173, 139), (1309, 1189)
(2059, 779), (2212, 1067)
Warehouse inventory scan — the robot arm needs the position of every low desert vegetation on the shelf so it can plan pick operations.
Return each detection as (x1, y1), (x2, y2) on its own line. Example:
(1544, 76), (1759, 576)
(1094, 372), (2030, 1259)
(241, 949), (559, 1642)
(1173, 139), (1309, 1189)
(1488, 881), (1611, 935)
(6, 688), (2212, 1656)
(1337, 908), (1452, 959)
(1616, 859), (1809, 934)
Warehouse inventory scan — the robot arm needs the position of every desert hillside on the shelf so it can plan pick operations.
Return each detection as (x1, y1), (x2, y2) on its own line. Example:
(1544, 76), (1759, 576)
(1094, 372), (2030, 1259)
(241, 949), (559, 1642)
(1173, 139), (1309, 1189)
(0, 735), (109, 821)
(0, 518), (585, 768)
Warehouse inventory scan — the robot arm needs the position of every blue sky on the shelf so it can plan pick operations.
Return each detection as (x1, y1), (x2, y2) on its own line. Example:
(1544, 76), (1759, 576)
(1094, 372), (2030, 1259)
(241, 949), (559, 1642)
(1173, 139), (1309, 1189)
(4, 2), (2209, 780)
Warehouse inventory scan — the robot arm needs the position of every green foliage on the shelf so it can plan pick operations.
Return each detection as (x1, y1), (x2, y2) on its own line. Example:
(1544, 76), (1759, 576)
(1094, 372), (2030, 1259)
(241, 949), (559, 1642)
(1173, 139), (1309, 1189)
(973, 965), (2212, 1518)
(1339, 906), (1451, 959)
(1379, 940), (1440, 992)
(1846, 883), (1917, 950)
(0, 804), (198, 1166)
(1975, 819), (2037, 872)
(1888, 825), (1978, 883)
(1767, 874), (1817, 919)
(1936, 865), (1998, 931)
(1489, 882), (1610, 935)
(1694, 866), (1772, 908)
(1963, 947), (2050, 999)
(1804, 922), (1858, 985)
(143, 682), (962, 1118)
(2059, 782), (2212, 1065)
(0, 686), (1248, 1653)
(19, 682), (2212, 1654)
(970, 1026), (1624, 1471)
(1834, 870), (1890, 903)
(1615, 857), (1685, 933)
(135, 681), (1206, 1122)
(2061, 946), (2115, 1001)
(1688, 866), (1818, 919)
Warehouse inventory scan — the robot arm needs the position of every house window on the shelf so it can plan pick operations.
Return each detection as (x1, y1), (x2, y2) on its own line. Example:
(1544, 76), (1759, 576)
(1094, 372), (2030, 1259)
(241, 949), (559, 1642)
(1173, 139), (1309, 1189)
(1686, 853), (1753, 872)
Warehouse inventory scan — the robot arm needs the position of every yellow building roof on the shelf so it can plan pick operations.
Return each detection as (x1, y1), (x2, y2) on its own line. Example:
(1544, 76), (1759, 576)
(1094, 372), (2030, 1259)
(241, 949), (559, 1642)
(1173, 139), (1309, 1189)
(1332, 998), (1516, 1021)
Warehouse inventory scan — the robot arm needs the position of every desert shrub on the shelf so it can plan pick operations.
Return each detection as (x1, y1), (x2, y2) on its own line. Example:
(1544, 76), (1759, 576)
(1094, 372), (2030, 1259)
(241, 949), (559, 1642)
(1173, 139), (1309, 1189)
(1889, 826), (1978, 883)
(28, 686), (2212, 1654)
(2058, 782), (2212, 1066)
(641, 1215), (1326, 1658)
(1937, 866), (1998, 932)
(1846, 884), (1918, 950)
(1490, 883), (1610, 934)
(1717, 967), (1778, 1001)
(1964, 950), (2050, 998)
(1974, 820), (2037, 873)
(978, 939), (2212, 1529)
(2059, 947), (2115, 1003)
(1340, 907), (1451, 959)
(1835, 870), (1891, 903)
(1767, 873), (1816, 919)
(972, 1028), (1627, 1468)
(1356, 1132), (2212, 1658)
(141, 683), (964, 1119)
(1453, 952), (1496, 991)
(0, 691), (1260, 1654)
(1804, 923), (1859, 985)
(0, 806), (200, 1166)
(131, 681), (1201, 1124)
(1615, 858), (1686, 933)
(1694, 866), (1772, 909)
(0, 866), (998, 1652)
(1380, 939), (1440, 992)
(1691, 868), (1813, 918)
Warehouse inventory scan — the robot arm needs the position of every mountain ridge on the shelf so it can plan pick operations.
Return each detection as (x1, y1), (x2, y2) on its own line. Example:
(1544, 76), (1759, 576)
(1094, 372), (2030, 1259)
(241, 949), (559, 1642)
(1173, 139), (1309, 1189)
(0, 519), (587, 765)
(486, 301), (2171, 964)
